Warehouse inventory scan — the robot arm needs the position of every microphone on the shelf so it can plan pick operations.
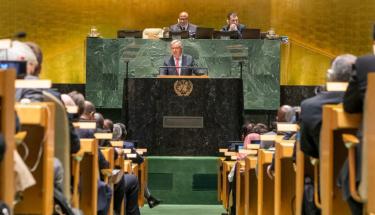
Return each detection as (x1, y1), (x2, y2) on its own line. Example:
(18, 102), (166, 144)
(239, 61), (243, 79)
(0, 31), (27, 40)
(14, 32), (27, 39)
(158, 66), (209, 76)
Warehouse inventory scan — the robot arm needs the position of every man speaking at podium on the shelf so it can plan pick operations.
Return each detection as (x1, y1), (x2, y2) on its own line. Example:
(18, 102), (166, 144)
(160, 39), (203, 76)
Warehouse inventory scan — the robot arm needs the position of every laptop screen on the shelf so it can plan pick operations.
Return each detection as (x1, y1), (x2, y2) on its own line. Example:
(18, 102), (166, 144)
(195, 27), (214, 39)
(0, 60), (27, 79)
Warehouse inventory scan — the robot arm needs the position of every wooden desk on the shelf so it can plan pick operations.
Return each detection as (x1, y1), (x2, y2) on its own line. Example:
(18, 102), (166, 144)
(257, 150), (274, 215)
(14, 102), (55, 215)
(236, 160), (246, 215)
(218, 157), (225, 202)
(222, 160), (236, 209)
(295, 141), (307, 215)
(138, 158), (148, 207)
(274, 140), (295, 215)
(320, 104), (361, 215)
(366, 74), (375, 214)
(72, 138), (99, 214)
(0, 70), (15, 211)
(100, 147), (115, 215)
(244, 156), (257, 215)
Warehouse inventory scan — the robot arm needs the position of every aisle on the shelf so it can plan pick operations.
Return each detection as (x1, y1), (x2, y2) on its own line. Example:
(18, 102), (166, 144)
(140, 204), (226, 215)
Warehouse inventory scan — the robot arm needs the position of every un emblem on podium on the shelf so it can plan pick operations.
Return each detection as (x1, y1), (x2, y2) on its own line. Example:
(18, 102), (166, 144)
(174, 80), (193, 96)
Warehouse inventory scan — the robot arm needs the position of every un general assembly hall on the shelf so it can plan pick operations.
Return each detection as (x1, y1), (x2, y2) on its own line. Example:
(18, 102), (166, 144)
(0, 0), (375, 214)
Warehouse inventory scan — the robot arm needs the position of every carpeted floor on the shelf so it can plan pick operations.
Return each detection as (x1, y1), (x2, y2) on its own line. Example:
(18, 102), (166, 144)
(140, 204), (226, 215)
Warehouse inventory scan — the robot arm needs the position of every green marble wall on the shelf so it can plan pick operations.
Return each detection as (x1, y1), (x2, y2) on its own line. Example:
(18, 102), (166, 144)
(86, 38), (280, 110)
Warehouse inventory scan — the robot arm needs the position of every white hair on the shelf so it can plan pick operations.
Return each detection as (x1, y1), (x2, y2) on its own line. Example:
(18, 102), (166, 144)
(170, 39), (183, 48)
(328, 54), (357, 82)
(6, 41), (38, 66)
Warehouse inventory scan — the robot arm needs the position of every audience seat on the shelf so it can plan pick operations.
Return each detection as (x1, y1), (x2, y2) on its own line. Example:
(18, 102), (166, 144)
(14, 102), (55, 214)
(43, 91), (71, 201)
(320, 104), (361, 215)
(72, 138), (99, 214)
(0, 70), (15, 211)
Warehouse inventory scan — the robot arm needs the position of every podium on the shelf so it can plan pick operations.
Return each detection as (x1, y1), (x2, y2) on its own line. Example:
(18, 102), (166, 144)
(123, 76), (243, 156)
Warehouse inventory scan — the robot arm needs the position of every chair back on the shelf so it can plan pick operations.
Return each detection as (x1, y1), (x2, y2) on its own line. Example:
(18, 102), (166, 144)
(43, 91), (71, 201)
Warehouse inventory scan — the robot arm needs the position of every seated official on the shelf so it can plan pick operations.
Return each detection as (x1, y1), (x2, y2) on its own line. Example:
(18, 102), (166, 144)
(221, 12), (246, 38)
(160, 39), (203, 76)
(169, 11), (197, 38)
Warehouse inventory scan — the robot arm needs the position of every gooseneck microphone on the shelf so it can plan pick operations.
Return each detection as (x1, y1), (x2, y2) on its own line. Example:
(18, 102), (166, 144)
(0, 31), (27, 40)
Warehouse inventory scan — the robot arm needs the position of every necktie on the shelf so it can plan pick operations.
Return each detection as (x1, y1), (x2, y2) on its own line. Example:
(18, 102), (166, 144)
(175, 57), (180, 75)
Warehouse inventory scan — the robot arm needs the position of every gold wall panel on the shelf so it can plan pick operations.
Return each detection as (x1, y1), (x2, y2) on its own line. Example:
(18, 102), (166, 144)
(280, 41), (331, 85)
(272, 0), (375, 85)
(1, 0), (374, 85)
(0, 0), (270, 83)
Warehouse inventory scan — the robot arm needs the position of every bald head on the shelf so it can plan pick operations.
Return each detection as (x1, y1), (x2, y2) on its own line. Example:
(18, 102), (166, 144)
(61, 94), (75, 106)
(103, 119), (114, 132)
(277, 105), (295, 123)
(68, 91), (85, 116)
(94, 112), (104, 129)
(178, 11), (189, 26)
(81, 100), (96, 120)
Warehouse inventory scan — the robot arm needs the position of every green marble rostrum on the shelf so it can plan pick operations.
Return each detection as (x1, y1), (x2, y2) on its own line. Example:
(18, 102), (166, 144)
(86, 38), (280, 110)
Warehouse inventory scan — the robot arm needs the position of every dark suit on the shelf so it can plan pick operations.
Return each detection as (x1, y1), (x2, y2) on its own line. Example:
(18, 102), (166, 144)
(221, 24), (246, 38)
(169, 23), (197, 37)
(161, 54), (201, 76)
(300, 91), (345, 158)
(339, 55), (375, 214)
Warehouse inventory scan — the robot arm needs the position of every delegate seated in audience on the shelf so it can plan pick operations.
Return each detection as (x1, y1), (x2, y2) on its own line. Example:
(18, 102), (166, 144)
(243, 122), (270, 149)
(243, 123), (261, 149)
(8, 41), (80, 213)
(112, 123), (161, 208)
(169, 11), (197, 38)
(14, 42), (60, 102)
(296, 54), (357, 214)
(300, 54), (357, 158)
(76, 99), (141, 215)
(103, 118), (114, 132)
(160, 39), (203, 76)
(261, 105), (296, 151)
(221, 12), (246, 38)
(339, 30), (375, 214)
(266, 105), (297, 177)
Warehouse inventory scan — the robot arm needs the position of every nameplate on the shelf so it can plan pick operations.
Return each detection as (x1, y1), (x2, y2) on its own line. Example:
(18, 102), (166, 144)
(126, 153), (137, 158)
(110, 141), (124, 147)
(163, 116), (203, 128)
(326, 82), (348, 92)
(72, 121), (96, 129)
(157, 75), (209, 79)
(15, 79), (52, 89)
(66, 105), (78, 114)
(123, 149), (132, 154)
(260, 134), (277, 141)
(277, 123), (298, 132)
(94, 133), (113, 140)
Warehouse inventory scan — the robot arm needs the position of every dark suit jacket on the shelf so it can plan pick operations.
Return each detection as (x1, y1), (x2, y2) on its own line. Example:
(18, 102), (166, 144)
(169, 23), (197, 37)
(160, 54), (201, 76)
(344, 55), (375, 113)
(338, 55), (375, 200)
(300, 91), (345, 158)
(221, 24), (246, 38)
